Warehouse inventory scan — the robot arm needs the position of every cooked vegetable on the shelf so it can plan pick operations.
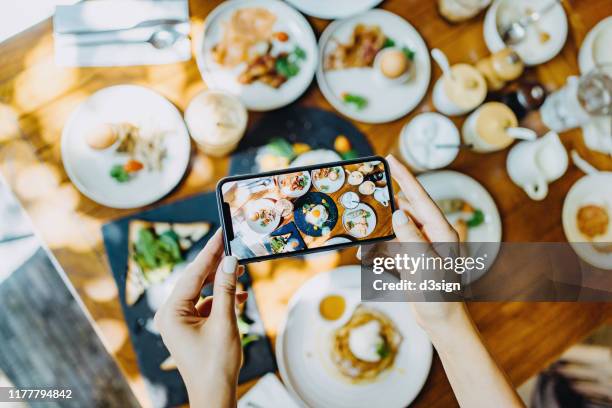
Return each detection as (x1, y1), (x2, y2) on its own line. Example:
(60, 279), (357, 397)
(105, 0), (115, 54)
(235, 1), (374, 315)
(267, 138), (296, 160)
(401, 46), (415, 61)
(342, 93), (368, 110)
(110, 164), (130, 182)
(382, 37), (395, 49)
(275, 46), (307, 79)
(467, 209), (485, 228)
(124, 159), (144, 173)
(132, 228), (184, 276)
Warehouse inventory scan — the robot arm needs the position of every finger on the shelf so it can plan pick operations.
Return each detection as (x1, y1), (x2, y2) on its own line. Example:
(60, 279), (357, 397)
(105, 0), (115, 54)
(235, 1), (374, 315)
(195, 296), (214, 317)
(387, 155), (457, 242)
(210, 256), (239, 320)
(195, 291), (248, 318)
(392, 209), (426, 243)
(167, 229), (225, 306)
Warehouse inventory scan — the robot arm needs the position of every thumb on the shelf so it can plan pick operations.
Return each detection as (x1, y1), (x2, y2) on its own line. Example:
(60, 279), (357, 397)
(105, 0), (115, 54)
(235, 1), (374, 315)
(392, 209), (426, 243)
(210, 256), (238, 320)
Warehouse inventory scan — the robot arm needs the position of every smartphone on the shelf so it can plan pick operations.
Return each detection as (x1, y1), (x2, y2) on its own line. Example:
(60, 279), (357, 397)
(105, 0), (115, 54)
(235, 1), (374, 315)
(216, 156), (396, 263)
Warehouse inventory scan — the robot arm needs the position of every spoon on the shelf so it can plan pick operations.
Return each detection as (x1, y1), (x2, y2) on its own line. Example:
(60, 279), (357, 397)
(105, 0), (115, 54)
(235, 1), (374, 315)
(75, 26), (185, 49)
(500, 0), (560, 46)
(506, 127), (538, 141)
(435, 143), (474, 149)
(431, 48), (453, 80)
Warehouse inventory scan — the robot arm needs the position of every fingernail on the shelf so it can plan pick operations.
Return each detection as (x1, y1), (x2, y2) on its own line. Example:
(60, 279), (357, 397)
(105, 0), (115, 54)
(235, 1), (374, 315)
(392, 210), (409, 226)
(222, 256), (238, 275)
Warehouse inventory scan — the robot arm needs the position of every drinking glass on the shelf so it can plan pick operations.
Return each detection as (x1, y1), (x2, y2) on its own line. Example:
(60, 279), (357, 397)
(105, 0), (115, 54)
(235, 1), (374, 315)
(540, 65), (612, 132)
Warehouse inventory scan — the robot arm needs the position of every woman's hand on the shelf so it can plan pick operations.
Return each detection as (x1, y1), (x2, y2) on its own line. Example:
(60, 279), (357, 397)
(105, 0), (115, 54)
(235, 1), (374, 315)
(155, 229), (247, 408)
(386, 154), (465, 330)
(387, 155), (524, 408)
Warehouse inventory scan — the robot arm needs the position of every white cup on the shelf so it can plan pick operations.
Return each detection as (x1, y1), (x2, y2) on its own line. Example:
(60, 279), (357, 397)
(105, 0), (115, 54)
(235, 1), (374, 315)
(506, 131), (568, 200)
(462, 102), (516, 153)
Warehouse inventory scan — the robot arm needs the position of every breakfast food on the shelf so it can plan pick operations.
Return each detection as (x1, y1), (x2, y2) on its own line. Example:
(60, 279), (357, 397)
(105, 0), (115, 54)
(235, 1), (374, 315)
(319, 294), (346, 321)
(126, 220), (211, 306)
(313, 166), (344, 193)
(331, 306), (402, 382)
(184, 90), (247, 157)
(462, 102), (518, 153)
(436, 198), (484, 242)
(279, 171), (310, 197)
(380, 49), (409, 78)
(211, 8), (307, 88)
(274, 198), (294, 218)
(345, 208), (371, 238)
(85, 123), (118, 150)
(212, 8), (277, 67)
(101, 122), (168, 183)
(577, 204), (609, 238)
(305, 204), (329, 228)
(268, 233), (299, 254)
(325, 24), (386, 70)
(250, 207), (277, 228)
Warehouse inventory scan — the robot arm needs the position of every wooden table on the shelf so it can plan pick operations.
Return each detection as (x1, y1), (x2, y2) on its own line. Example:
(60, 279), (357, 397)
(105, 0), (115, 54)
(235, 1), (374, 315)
(0, 0), (611, 407)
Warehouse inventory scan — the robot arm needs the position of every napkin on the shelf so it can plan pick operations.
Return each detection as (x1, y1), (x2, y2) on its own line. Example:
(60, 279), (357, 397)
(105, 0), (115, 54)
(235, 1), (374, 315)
(238, 373), (300, 408)
(53, 0), (191, 67)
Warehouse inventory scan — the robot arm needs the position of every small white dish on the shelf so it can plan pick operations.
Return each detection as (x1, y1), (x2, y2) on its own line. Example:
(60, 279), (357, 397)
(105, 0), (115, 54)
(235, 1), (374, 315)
(562, 171), (612, 270)
(317, 9), (431, 123)
(61, 85), (191, 209)
(197, 0), (318, 111)
(373, 187), (390, 207)
(284, 0), (383, 20)
(246, 198), (281, 234)
(483, 0), (568, 66)
(276, 265), (432, 408)
(340, 191), (360, 209)
(342, 203), (376, 238)
(417, 171), (502, 283)
(578, 16), (612, 74)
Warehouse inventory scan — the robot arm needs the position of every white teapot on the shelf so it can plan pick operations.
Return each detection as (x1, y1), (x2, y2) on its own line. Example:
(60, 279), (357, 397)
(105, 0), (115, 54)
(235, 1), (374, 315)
(506, 131), (568, 201)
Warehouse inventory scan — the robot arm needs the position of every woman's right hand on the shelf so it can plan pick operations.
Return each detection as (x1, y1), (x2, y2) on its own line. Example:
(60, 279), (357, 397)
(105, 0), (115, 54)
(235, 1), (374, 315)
(385, 154), (466, 331)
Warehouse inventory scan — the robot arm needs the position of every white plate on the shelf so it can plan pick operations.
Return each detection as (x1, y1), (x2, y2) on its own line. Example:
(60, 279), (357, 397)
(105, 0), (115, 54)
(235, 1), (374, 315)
(343, 203), (377, 238)
(246, 198), (281, 234)
(317, 10), (431, 123)
(322, 236), (353, 247)
(417, 171), (502, 283)
(197, 0), (318, 111)
(291, 150), (342, 168)
(278, 171), (312, 198)
(61, 85), (191, 209)
(276, 265), (432, 408)
(562, 172), (612, 270)
(284, 0), (383, 20)
(312, 166), (346, 193)
(578, 16), (612, 74)
(483, 0), (568, 66)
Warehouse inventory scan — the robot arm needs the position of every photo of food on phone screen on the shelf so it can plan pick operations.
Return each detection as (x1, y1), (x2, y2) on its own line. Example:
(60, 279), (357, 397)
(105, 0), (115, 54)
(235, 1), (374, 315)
(220, 159), (394, 260)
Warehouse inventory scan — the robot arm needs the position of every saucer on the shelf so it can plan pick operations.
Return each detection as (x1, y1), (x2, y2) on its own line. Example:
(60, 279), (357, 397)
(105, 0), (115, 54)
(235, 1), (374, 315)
(483, 0), (568, 66)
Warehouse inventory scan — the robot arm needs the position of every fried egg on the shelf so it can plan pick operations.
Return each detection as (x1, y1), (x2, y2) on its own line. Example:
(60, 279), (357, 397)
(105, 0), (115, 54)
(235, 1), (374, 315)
(305, 204), (328, 226)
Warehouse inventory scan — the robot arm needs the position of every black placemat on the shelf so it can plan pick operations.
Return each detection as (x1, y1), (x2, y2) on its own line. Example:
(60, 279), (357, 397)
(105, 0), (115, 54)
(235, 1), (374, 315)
(229, 106), (373, 175)
(102, 192), (276, 408)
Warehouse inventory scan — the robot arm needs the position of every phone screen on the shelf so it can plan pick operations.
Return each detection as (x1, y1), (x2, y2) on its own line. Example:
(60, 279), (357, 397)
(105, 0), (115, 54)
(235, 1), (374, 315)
(218, 157), (395, 262)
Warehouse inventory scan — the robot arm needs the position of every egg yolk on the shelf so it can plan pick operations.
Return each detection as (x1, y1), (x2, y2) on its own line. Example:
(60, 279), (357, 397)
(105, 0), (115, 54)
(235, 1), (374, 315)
(319, 295), (346, 321)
